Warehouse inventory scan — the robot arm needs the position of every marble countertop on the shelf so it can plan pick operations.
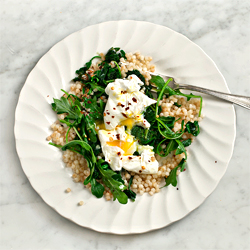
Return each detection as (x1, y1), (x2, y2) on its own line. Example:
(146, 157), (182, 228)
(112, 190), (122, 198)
(1, 0), (249, 249)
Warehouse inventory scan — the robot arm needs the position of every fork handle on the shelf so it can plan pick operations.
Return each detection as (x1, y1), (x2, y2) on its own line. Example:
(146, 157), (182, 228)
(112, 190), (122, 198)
(178, 84), (250, 110)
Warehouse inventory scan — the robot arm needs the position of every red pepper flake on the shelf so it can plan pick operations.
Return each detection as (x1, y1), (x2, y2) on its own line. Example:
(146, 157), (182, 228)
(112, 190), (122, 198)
(108, 133), (111, 134)
(116, 134), (120, 140)
(128, 102), (131, 105)
(117, 152), (121, 156)
(47, 95), (49, 97)
(104, 113), (106, 116)
(121, 104), (125, 108)
(107, 112), (110, 115)
(117, 102), (121, 106)
(112, 116), (115, 118)
(176, 188), (179, 190)
(120, 158), (123, 160)
(106, 122), (110, 125)
(113, 108), (116, 110)
(87, 100), (91, 104)
(125, 107), (129, 111)
(132, 97), (137, 103)
(111, 86), (115, 90)
(183, 169), (186, 171)
(139, 170), (142, 173)
(128, 156), (133, 160)
(141, 166), (145, 170)
(215, 161), (217, 163)
(121, 113), (128, 118)
(80, 111), (84, 114)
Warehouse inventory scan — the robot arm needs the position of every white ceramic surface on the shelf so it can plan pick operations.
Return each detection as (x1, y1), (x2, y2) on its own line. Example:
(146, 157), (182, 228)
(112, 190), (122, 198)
(14, 20), (236, 234)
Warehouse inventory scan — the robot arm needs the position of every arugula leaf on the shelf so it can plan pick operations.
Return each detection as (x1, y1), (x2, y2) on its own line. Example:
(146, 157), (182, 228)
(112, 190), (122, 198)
(90, 179), (105, 198)
(157, 119), (183, 140)
(149, 75), (165, 90)
(156, 139), (177, 157)
(124, 176), (136, 202)
(175, 139), (187, 160)
(85, 115), (97, 143)
(126, 69), (146, 84)
(164, 166), (178, 187)
(164, 159), (185, 187)
(185, 121), (200, 136)
(157, 138), (191, 157)
(175, 139), (191, 155)
(157, 116), (175, 129)
(97, 160), (128, 204)
(83, 96), (104, 120)
(52, 96), (82, 121)
(59, 140), (97, 187)
(61, 140), (96, 162)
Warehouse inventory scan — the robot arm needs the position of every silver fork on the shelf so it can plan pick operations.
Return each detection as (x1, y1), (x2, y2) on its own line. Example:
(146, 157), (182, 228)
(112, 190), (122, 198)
(149, 72), (250, 110)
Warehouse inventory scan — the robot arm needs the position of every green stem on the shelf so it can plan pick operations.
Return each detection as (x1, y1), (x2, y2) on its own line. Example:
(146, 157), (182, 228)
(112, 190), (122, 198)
(175, 139), (187, 160)
(49, 142), (62, 148)
(114, 61), (122, 78)
(73, 127), (83, 141)
(65, 127), (71, 143)
(155, 78), (173, 116)
(156, 118), (175, 135)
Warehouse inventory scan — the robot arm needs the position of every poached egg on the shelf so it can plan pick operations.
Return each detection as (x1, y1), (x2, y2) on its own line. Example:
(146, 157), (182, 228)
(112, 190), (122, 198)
(97, 74), (159, 174)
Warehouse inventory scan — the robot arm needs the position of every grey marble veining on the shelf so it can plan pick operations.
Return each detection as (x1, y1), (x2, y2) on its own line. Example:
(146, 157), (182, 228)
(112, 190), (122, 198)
(0, 0), (249, 249)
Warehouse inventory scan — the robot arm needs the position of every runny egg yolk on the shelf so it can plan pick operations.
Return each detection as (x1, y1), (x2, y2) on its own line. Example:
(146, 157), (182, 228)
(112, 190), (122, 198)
(95, 121), (106, 130)
(120, 118), (135, 130)
(107, 135), (135, 155)
(120, 118), (137, 130)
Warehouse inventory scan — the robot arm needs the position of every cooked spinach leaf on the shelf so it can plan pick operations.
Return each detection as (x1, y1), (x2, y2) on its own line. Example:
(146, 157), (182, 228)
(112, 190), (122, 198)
(185, 121), (200, 136)
(126, 69), (146, 84)
(75, 55), (101, 77)
(104, 47), (126, 63)
(174, 102), (181, 107)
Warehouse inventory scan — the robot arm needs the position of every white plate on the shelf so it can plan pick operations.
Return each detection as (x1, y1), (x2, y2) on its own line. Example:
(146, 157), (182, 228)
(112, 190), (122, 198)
(14, 20), (236, 234)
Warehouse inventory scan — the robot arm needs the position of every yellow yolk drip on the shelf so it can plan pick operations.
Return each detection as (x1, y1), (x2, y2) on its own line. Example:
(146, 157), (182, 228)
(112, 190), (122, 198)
(120, 118), (135, 130)
(95, 121), (106, 131)
(107, 140), (134, 155)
